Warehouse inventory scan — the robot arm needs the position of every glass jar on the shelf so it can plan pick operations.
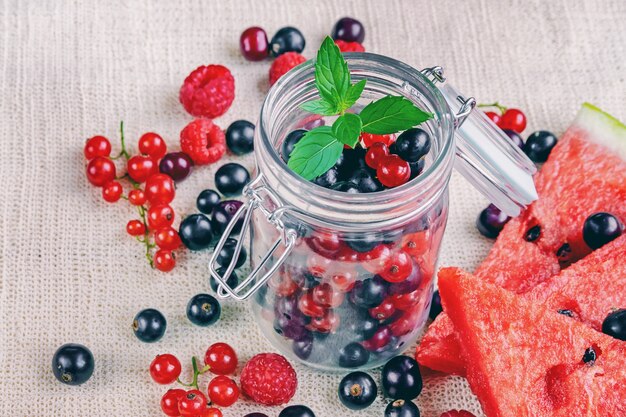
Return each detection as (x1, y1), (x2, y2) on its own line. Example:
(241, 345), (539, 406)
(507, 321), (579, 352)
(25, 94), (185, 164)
(209, 54), (537, 371)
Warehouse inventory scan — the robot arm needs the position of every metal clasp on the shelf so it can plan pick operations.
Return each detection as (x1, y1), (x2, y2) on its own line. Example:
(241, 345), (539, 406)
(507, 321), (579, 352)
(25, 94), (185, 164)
(420, 66), (476, 128)
(208, 174), (296, 300)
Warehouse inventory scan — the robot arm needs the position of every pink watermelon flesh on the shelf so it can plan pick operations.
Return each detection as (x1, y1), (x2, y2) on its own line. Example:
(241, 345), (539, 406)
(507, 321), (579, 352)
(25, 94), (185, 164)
(416, 103), (626, 375)
(438, 267), (626, 417)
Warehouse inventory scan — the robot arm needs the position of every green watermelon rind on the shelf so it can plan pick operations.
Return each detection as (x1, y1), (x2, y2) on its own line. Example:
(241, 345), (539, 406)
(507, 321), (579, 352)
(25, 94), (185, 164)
(576, 103), (626, 160)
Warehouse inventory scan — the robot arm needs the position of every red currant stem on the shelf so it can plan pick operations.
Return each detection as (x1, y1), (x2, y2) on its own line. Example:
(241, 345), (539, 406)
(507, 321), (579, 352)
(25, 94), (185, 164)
(113, 120), (132, 160)
(477, 102), (508, 114)
(176, 356), (206, 391)
(136, 205), (154, 267)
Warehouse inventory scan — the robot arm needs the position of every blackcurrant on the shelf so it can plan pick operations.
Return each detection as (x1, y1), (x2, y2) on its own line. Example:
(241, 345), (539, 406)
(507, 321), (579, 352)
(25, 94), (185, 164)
(211, 200), (244, 236)
(385, 399), (420, 417)
(179, 214), (214, 251)
(244, 414), (270, 417)
(338, 371), (377, 410)
(381, 355), (423, 400)
(338, 146), (368, 176)
(476, 204), (510, 239)
(338, 342), (370, 368)
(331, 17), (365, 43)
(52, 343), (94, 385)
(345, 232), (382, 253)
(293, 333), (314, 360)
(186, 293), (221, 326)
(159, 152), (193, 182)
(349, 168), (383, 193)
(132, 308), (166, 343)
(226, 120), (255, 155)
(196, 189), (221, 215)
(279, 405), (316, 417)
(282, 129), (306, 162)
(429, 290), (442, 320)
(345, 309), (379, 340)
(270, 27), (306, 57)
(332, 181), (359, 193)
(215, 163), (250, 196)
(602, 309), (626, 341)
(390, 128), (431, 162)
(349, 276), (388, 309)
(214, 238), (247, 269)
(523, 130), (558, 163)
(313, 166), (339, 188)
(211, 268), (239, 293)
(408, 159), (425, 180)
(503, 129), (524, 149)
(583, 212), (623, 249)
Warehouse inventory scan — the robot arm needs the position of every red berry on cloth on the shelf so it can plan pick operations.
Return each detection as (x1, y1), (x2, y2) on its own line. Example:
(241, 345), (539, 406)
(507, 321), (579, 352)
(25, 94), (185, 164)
(240, 353), (297, 405)
(102, 181), (123, 203)
(204, 342), (238, 375)
(334, 39), (365, 53)
(149, 353), (182, 384)
(138, 132), (167, 159)
(86, 156), (116, 186)
(180, 119), (226, 165)
(269, 52), (306, 86)
(84, 135), (111, 159)
(160, 389), (186, 417)
(240, 26), (269, 61)
(179, 65), (235, 118)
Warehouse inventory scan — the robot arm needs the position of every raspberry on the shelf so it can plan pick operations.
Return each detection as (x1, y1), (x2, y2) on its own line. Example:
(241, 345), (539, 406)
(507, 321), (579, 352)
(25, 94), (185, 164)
(335, 40), (365, 53)
(179, 65), (235, 118)
(180, 119), (226, 165)
(240, 353), (297, 405)
(269, 52), (306, 86)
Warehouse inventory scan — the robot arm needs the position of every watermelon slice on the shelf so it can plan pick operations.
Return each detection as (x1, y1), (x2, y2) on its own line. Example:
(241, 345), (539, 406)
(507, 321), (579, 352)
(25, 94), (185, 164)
(438, 267), (626, 417)
(416, 103), (626, 375)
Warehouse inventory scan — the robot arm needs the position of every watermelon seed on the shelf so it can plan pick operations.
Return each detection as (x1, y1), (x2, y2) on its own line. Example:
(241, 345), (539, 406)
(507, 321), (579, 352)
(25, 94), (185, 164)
(582, 346), (597, 365)
(558, 309), (574, 318)
(524, 225), (541, 242)
(556, 243), (572, 266)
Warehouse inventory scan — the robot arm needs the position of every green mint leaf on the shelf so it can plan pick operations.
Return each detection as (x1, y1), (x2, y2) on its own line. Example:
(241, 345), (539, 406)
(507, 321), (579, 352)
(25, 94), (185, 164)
(332, 113), (362, 148)
(341, 79), (366, 110)
(315, 37), (350, 109)
(360, 96), (434, 134)
(287, 126), (344, 180)
(300, 98), (338, 116)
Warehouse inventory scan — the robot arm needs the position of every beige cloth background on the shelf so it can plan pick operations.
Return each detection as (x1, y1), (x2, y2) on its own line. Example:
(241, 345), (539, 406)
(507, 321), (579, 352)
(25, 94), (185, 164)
(1, 0), (625, 416)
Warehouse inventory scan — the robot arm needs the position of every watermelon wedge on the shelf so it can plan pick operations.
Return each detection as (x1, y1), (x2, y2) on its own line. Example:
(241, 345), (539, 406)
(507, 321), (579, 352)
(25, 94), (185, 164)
(416, 103), (626, 375)
(438, 267), (626, 417)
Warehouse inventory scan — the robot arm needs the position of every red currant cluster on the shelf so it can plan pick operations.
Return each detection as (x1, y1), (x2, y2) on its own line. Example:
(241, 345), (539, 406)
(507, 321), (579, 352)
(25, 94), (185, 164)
(481, 103), (527, 134)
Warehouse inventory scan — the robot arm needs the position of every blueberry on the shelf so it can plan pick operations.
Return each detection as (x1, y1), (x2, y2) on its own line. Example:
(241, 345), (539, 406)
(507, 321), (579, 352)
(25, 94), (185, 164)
(349, 276), (388, 309)
(503, 129), (524, 149)
(523, 130), (558, 162)
(476, 204), (510, 239)
(52, 343), (94, 385)
(338, 342), (370, 368)
(214, 238), (247, 268)
(274, 315), (309, 340)
(384, 399), (420, 417)
(408, 158), (425, 180)
(279, 405), (316, 417)
(210, 268), (238, 293)
(313, 166), (339, 188)
(159, 151), (193, 182)
(345, 232), (381, 252)
(226, 120), (255, 155)
(282, 129), (307, 162)
(211, 200), (244, 236)
(196, 189), (221, 215)
(293, 332), (314, 360)
(132, 308), (166, 343)
(270, 27), (305, 56)
(583, 212), (623, 249)
(332, 181), (359, 193)
(215, 163), (250, 196)
(338, 371), (377, 410)
(179, 214), (214, 250)
(602, 309), (626, 341)
(331, 17), (365, 43)
(349, 168), (383, 193)
(429, 290), (442, 320)
(186, 293), (221, 326)
(381, 355), (423, 400)
(390, 128), (431, 162)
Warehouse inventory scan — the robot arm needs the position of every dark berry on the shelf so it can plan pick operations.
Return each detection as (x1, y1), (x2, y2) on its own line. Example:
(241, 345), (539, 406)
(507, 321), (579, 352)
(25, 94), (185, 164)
(602, 309), (626, 341)
(523, 130), (558, 162)
(349, 168), (383, 193)
(390, 128), (431, 162)
(214, 238), (247, 268)
(215, 163), (250, 196)
(338, 342), (370, 368)
(346, 233), (382, 253)
(196, 189), (221, 215)
(385, 399), (420, 417)
(293, 332), (314, 360)
(345, 308), (379, 340)
(211, 268), (239, 293)
(332, 17), (365, 43)
(240, 27), (269, 61)
(186, 293), (221, 326)
(279, 405), (316, 417)
(313, 166), (339, 188)
(212, 200), (244, 236)
(349, 276), (388, 309)
(132, 308), (166, 343)
(332, 181), (359, 193)
(362, 326), (392, 352)
(408, 159), (425, 180)
(583, 212), (623, 249)
(338, 371), (377, 410)
(429, 290), (442, 320)
(226, 120), (255, 155)
(159, 152), (193, 182)
(338, 146), (368, 176)
(387, 260), (422, 295)
(282, 129), (306, 162)
(179, 214), (214, 251)
(270, 27), (305, 57)
(525, 225), (541, 242)
(244, 414), (270, 417)
(476, 204), (510, 239)
(503, 129), (524, 149)
(381, 355), (422, 400)
(52, 343), (94, 385)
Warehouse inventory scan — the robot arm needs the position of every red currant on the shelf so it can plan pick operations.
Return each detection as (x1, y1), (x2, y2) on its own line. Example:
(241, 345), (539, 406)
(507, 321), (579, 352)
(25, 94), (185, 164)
(377, 155), (410, 188)
(84, 135), (111, 159)
(298, 291), (326, 318)
(86, 156), (116, 187)
(149, 353), (181, 384)
(306, 231), (341, 257)
(484, 111), (501, 126)
(360, 132), (395, 147)
(268, 274), (298, 297)
(369, 297), (397, 320)
(306, 310), (340, 333)
(358, 244), (392, 274)
(138, 132), (167, 159)
(102, 181), (123, 203)
(362, 326), (392, 352)
(240, 26), (269, 61)
(160, 388), (186, 417)
(128, 189), (147, 206)
(203, 408), (223, 417)
(312, 283), (345, 308)
(499, 108), (527, 133)
(178, 390), (207, 417)
(330, 271), (357, 292)
(154, 250), (176, 272)
(365, 142), (389, 169)
(154, 227), (182, 251)
(380, 250), (412, 283)
(389, 309), (421, 337)
(147, 204), (175, 230)
(335, 245), (359, 263)
(390, 288), (421, 310)
(145, 173), (175, 205)
(401, 231), (430, 257)
(204, 342), (238, 375)
(126, 220), (146, 236)
(306, 253), (333, 278)
(207, 375), (239, 407)
(127, 155), (158, 183)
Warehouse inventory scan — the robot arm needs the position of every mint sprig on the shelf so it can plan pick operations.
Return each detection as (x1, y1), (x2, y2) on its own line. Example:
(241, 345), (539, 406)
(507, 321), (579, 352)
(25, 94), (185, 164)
(290, 37), (433, 180)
